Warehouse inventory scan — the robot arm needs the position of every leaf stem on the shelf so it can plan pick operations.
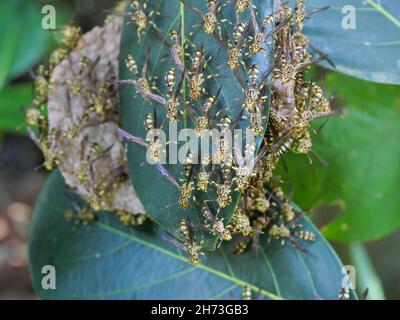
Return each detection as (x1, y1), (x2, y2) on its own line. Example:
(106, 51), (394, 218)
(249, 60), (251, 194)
(97, 221), (284, 300)
(365, 0), (400, 28)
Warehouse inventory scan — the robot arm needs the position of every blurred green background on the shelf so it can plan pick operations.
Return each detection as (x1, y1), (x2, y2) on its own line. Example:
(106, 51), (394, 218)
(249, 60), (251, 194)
(0, 0), (398, 299)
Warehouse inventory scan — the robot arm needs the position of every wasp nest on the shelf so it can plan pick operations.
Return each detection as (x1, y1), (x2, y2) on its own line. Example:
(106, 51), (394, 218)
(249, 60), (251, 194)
(41, 17), (144, 216)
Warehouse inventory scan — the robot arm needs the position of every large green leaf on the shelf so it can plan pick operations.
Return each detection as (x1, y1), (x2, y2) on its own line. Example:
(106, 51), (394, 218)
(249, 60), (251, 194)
(29, 170), (350, 300)
(279, 72), (400, 242)
(0, 0), (70, 87)
(120, 0), (272, 248)
(300, 0), (400, 84)
(0, 83), (32, 132)
(0, 1), (19, 89)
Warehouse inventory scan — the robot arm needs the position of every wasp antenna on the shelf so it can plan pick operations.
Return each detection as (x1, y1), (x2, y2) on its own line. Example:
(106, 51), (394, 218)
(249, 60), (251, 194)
(117, 128), (148, 147)
(306, 6), (330, 16)
(155, 163), (180, 188)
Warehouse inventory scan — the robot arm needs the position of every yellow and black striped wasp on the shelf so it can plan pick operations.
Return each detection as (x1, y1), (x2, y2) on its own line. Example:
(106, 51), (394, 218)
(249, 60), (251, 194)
(163, 219), (205, 265)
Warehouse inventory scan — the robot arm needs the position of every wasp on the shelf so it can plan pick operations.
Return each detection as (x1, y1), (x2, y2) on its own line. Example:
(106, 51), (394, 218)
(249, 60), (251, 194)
(272, 186), (284, 200)
(117, 47), (162, 100)
(64, 208), (96, 226)
(181, 0), (224, 36)
(242, 286), (252, 300)
(227, 46), (243, 70)
(248, 64), (260, 85)
(188, 74), (205, 101)
(338, 287), (350, 301)
(196, 170), (210, 192)
(233, 22), (246, 46)
(165, 70), (185, 121)
(143, 110), (166, 163)
(124, 0), (160, 42)
(183, 151), (195, 178)
(31, 65), (50, 108)
(262, 14), (276, 30)
(249, 109), (265, 137)
(60, 24), (82, 51)
(221, 152), (234, 181)
(201, 204), (232, 241)
(125, 54), (139, 76)
(243, 65), (268, 113)
(233, 171), (252, 193)
(64, 204), (96, 226)
(249, 194), (270, 213)
(232, 142), (256, 193)
(236, 0), (250, 14)
(169, 29), (184, 62)
(292, 131), (312, 154)
(227, 23), (248, 70)
(117, 211), (148, 227)
(178, 153), (195, 209)
(219, 115), (232, 134)
(215, 182), (233, 208)
(179, 218), (191, 240)
(86, 88), (114, 121)
(202, 87), (220, 113)
(294, 0), (306, 30)
(272, 138), (293, 158)
(215, 133), (231, 165)
(248, 9), (291, 56)
(195, 87), (222, 137)
(234, 237), (251, 255)
(165, 67), (176, 95)
(273, 57), (297, 84)
(75, 141), (106, 191)
(203, 0), (220, 35)
(268, 222), (309, 252)
(243, 86), (260, 112)
(178, 219), (204, 265)
(233, 163), (254, 193)
(195, 115), (210, 138)
(187, 45), (209, 101)
(295, 230), (316, 242)
(197, 154), (212, 191)
(48, 24), (81, 68)
(249, 32), (267, 56)
(78, 56), (92, 71)
(25, 107), (48, 137)
(281, 201), (295, 222)
(191, 45), (206, 73)
(164, 219), (204, 265)
(229, 207), (252, 236)
(144, 112), (155, 131)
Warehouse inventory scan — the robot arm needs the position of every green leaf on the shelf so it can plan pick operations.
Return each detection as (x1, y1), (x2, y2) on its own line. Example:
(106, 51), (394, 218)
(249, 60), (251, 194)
(0, 83), (32, 132)
(29, 170), (350, 300)
(0, 1), (71, 86)
(120, 0), (271, 248)
(0, 1), (19, 89)
(278, 72), (400, 242)
(300, 0), (400, 84)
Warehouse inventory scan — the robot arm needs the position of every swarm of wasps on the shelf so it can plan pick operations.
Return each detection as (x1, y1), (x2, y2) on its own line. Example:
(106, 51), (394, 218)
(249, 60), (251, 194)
(27, 24), (83, 171)
(116, 0), (333, 265)
(27, 10), (147, 222)
(24, 0), (333, 266)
